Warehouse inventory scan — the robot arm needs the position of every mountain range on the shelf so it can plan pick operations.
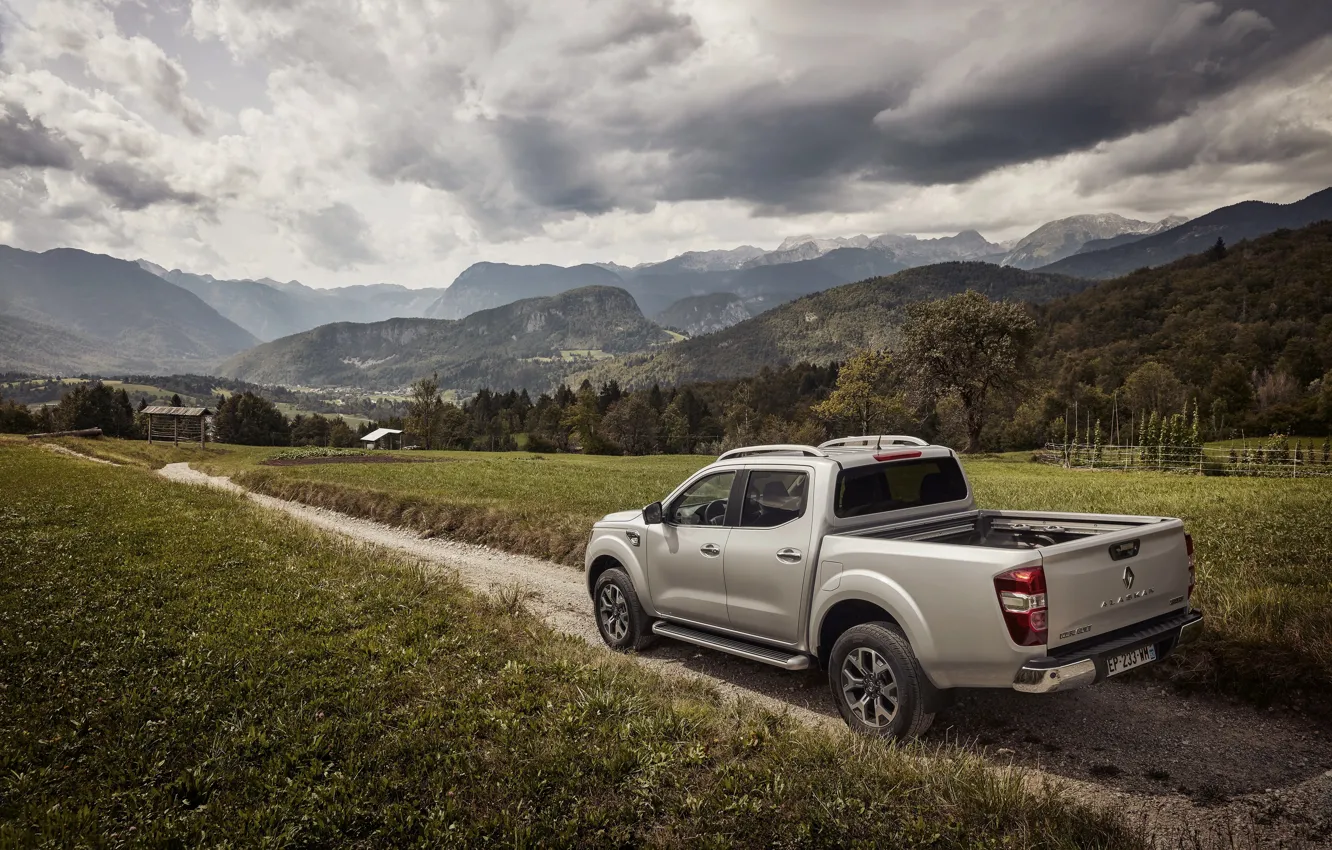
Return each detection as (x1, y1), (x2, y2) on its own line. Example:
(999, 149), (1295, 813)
(1040, 188), (1332, 278)
(3, 186), (1329, 387)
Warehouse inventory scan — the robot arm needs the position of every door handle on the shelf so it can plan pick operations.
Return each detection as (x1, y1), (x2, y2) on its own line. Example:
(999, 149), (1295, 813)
(700, 543), (721, 557)
(776, 548), (803, 563)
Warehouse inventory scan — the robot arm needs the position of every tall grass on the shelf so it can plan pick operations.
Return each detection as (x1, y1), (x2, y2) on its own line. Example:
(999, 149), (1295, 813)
(0, 444), (1139, 848)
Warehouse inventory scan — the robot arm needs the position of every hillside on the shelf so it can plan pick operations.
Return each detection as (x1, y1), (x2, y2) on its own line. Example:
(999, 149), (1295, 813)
(220, 285), (673, 389)
(1034, 221), (1332, 400)
(578, 263), (1091, 386)
(0, 246), (257, 373)
(425, 263), (622, 319)
(0, 315), (158, 375)
(140, 262), (447, 341)
(1041, 187), (1332, 278)
(654, 293), (752, 335)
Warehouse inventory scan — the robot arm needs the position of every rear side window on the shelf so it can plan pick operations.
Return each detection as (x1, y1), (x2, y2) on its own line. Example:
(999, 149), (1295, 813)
(835, 458), (967, 518)
(740, 470), (809, 528)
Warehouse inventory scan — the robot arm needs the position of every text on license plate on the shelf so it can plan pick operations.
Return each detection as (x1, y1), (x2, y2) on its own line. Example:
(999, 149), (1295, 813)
(1106, 645), (1157, 676)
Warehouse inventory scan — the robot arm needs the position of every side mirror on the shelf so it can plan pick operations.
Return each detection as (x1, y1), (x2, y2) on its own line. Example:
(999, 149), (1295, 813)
(643, 501), (664, 525)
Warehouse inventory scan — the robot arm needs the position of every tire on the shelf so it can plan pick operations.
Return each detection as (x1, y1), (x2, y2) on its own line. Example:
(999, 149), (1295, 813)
(593, 567), (655, 651)
(828, 622), (935, 740)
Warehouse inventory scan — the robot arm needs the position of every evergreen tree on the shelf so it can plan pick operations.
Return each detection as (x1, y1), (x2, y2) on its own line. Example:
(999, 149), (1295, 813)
(213, 392), (291, 445)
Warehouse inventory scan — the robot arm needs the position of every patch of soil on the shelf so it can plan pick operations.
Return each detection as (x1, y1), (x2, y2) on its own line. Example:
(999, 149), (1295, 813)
(262, 455), (452, 466)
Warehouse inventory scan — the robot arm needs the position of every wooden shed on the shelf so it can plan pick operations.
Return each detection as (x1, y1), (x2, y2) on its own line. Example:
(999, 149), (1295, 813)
(142, 406), (211, 447)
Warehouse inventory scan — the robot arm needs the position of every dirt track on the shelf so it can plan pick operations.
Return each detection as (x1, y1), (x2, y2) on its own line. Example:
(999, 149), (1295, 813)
(159, 461), (1332, 848)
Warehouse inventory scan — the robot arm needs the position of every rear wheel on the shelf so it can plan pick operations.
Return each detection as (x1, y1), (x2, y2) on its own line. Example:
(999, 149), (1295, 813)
(828, 622), (935, 740)
(593, 568), (654, 651)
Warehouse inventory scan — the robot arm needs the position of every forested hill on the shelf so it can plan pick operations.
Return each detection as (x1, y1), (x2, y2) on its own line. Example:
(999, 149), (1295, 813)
(1033, 222), (1332, 414)
(577, 263), (1090, 386)
(219, 285), (673, 389)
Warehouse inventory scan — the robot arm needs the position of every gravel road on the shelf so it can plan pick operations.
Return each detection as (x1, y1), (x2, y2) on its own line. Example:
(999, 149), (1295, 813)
(159, 461), (1332, 848)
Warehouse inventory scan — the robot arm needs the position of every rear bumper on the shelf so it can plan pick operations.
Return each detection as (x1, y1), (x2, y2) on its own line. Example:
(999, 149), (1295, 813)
(1013, 609), (1203, 694)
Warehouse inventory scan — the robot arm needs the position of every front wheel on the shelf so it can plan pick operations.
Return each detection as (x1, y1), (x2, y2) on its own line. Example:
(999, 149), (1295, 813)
(828, 622), (935, 740)
(593, 567), (654, 651)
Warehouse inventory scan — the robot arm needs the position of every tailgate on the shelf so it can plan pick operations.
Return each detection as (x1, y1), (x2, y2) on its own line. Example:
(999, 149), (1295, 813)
(1041, 519), (1191, 650)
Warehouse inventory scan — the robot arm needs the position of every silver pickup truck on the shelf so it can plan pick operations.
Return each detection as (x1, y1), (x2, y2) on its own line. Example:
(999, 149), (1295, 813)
(585, 436), (1203, 739)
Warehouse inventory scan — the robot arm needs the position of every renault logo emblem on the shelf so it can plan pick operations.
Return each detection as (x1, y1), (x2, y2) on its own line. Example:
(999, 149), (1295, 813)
(1122, 566), (1135, 589)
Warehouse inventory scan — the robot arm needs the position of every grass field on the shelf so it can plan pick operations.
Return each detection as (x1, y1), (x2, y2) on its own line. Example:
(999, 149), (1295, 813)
(30, 437), (1332, 720)
(0, 443), (1137, 848)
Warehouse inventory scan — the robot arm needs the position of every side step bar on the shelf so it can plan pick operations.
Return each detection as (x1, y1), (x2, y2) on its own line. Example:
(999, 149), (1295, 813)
(651, 621), (811, 671)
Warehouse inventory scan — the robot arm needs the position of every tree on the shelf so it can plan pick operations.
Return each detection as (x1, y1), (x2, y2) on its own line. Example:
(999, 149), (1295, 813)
(0, 395), (38, 434)
(901, 291), (1036, 453)
(170, 393), (183, 407)
(213, 392), (291, 445)
(563, 385), (613, 454)
(1207, 237), (1226, 261)
(601, 394), (659, 455)
(811, 350), (909, 436)
(328, 417), (356, 448)
(407, 373), (446, 450)
(51, 381), (137, 437)
(1121, 362), (1185, 419)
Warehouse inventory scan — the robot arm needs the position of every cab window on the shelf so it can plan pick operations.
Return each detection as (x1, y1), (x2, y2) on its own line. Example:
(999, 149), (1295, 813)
(835, 458), (967, 518)
(740, 470), (809, 528)
(670, 471), (736, 526)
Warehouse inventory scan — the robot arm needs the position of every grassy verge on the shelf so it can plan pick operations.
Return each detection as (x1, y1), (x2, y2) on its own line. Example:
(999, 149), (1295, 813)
(0, 444), (1139, 848)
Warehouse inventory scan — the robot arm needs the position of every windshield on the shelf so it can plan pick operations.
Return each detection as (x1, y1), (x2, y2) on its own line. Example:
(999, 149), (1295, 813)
(834, 458), (968, 518)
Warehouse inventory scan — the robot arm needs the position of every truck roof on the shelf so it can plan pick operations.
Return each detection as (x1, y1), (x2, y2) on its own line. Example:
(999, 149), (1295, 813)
(712, 436), (957, 470)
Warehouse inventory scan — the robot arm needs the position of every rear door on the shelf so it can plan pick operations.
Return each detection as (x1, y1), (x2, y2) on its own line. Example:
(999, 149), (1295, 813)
(1040, 520), (1191, 649)
(722, 467), (815, 646)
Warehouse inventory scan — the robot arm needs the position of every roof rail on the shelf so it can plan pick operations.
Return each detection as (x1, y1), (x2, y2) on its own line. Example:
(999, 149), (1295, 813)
(717, 444), (827, 461)
(819, 435), (929, 450)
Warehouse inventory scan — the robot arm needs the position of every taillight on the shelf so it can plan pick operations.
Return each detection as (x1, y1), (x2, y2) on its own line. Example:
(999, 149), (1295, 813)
(994, 565), (1047, 646)
(1185, 532), (1196, 603)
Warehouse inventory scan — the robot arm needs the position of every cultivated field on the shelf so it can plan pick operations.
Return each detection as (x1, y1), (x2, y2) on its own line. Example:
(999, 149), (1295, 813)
(0, 443), (1136, 847)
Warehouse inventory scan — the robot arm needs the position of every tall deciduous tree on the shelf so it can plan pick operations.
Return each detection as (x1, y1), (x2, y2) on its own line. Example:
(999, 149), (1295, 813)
(902, 291), (1036, 453)
(601, 393), (660, 455)
(407, 373), (445, 450)
(811, 350), (909, 436)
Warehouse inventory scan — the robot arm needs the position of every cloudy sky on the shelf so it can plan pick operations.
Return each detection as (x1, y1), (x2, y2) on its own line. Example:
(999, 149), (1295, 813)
(2, 0), (1331, 288)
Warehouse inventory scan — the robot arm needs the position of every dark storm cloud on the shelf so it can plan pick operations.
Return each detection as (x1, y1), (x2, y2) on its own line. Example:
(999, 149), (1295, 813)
(86, 161), (205, 210)
(463, 0), (1332, 221)
(0, 106), (78, 170)
(0, 99), (208, 213)
(296, 203), (382, 270)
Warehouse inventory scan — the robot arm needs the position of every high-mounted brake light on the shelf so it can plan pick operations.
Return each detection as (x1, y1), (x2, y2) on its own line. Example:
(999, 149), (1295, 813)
(1185, 532), (1196, 602)
(873, 450), (922, 462)
(994, 565), (1047, 646)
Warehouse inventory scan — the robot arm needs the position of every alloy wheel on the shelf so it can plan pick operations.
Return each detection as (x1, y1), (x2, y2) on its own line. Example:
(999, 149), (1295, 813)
(598, 584), (629, 642)
(841, 646), (899, 727)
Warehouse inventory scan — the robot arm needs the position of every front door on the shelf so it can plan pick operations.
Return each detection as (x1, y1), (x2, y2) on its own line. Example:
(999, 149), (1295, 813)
(644, 470), (736, 625)
(724, 468), (815, 645)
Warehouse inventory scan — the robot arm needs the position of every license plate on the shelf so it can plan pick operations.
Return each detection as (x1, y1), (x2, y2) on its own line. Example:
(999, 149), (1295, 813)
(1106, 644), (1157, 676)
